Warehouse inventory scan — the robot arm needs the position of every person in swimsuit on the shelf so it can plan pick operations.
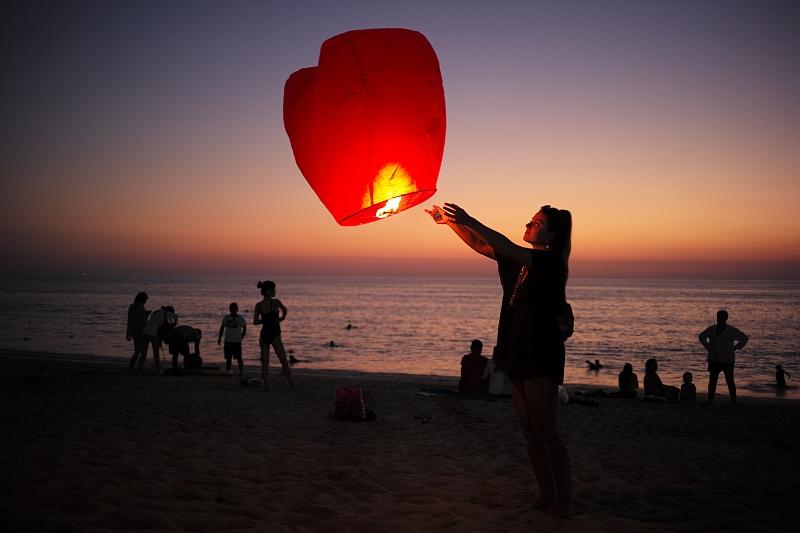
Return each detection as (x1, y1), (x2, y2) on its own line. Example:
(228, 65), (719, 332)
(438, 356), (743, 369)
(254, 280), (296, 390)
(428, 202), (574, 518)
(126, 291), (149, 373)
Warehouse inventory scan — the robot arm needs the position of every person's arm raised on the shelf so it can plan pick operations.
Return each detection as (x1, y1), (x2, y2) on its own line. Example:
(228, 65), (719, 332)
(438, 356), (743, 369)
(426, 205), (496, 260)
(443, 203), (532, 267)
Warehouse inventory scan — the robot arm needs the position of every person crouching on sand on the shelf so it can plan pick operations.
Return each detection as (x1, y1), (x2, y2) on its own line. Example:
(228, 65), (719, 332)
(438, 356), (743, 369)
(139, 305), (177, 374)
(429, 202), (574, 518)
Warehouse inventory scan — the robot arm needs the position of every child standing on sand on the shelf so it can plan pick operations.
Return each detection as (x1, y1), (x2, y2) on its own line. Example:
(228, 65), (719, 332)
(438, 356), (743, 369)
(776, 365), (790, 390)
(218, 302), (246, 377)
(680, 372), (697, 403)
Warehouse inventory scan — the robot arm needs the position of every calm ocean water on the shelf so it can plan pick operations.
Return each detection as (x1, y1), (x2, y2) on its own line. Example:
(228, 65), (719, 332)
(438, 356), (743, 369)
(0, 276), (797, 399)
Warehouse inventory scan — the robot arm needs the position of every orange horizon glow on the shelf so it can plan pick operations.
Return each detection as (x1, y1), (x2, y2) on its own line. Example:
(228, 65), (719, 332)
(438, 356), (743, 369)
(4, 3), (799, 279)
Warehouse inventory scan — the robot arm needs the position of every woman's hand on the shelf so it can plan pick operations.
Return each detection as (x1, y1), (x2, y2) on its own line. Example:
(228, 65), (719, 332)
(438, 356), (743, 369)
(424, 205), (448, 224)
(443, 203), (474, 226)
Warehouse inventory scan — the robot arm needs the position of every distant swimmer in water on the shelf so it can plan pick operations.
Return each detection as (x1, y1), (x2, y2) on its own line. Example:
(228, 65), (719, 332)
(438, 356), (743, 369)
(586, 359), (603, 371)
(328, 341), (339, 348)
(345, 323), (354, 330)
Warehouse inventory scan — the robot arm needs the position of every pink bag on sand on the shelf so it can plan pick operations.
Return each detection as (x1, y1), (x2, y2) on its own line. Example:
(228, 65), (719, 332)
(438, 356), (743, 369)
(332, 387), (374, 421)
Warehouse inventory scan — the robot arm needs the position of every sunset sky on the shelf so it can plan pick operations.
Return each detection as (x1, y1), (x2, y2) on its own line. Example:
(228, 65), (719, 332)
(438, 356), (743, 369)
(3, 0), (799, 278)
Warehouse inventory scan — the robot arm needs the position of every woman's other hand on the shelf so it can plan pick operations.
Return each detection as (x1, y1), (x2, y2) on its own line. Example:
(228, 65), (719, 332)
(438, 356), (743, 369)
(443, 203), (473, 225)
(424, 205), (448, 224)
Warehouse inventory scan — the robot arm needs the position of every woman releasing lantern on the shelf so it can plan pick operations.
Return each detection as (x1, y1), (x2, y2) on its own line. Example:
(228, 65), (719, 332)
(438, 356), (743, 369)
(428, 202), (574, 518)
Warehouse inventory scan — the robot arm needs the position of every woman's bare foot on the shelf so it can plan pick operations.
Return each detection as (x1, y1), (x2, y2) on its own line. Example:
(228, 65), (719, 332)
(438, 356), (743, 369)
(546, 498), (575, 518)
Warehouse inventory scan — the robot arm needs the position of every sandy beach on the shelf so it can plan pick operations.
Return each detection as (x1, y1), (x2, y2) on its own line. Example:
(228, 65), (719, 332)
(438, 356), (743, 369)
(1, 351), (799, 532)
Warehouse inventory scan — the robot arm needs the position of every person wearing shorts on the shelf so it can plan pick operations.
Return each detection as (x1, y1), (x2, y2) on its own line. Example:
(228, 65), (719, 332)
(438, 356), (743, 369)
(698, 309), (748, 405)
(218, 302), (246, 377)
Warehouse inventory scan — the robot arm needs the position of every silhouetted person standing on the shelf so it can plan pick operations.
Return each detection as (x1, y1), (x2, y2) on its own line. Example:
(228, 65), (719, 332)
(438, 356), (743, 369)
(698, 309), (748, 405)
(428, 202), (574, 518)
(776, 364), (790, 390)
(218, 302), (246, 377)
(126, 292), (149, 373)
(254, 280), (296, 390)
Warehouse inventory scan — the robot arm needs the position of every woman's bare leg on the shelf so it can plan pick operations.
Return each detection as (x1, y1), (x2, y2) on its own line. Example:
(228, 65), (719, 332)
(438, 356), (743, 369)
(137, 339), (153, 373)
(510, 380), (555, 508)
(524, 378), (573, 517)
(128, 338), (143, 373)
(259, 337), (270, 389)
(153, 342), (162, 374)
(272, 337), (296, 388)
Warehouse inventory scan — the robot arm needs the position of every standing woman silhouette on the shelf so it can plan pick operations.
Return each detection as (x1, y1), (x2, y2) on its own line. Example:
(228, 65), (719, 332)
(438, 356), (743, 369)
(254, 280), (296, 390)
(428, 202), (574, 518)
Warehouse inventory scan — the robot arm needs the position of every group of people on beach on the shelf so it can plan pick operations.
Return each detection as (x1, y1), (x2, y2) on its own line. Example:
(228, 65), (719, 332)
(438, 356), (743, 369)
(459, 306), (782, 406)
(612, 309), (788, 402)
(125, 280), (297, 390)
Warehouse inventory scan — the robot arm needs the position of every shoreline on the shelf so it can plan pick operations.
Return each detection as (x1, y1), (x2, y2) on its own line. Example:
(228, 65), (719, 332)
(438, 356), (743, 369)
(2, 347), (795, 404)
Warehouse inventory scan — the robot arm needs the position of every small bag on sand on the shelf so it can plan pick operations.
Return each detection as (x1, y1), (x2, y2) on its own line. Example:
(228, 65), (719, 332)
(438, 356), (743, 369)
(331, 387), (377, 421)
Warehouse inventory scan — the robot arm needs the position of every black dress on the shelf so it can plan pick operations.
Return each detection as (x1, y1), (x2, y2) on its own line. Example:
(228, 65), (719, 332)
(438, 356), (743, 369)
(495, 249), (567, 384)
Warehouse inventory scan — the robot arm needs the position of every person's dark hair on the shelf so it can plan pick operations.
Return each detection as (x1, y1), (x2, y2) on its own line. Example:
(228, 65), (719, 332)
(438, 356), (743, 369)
(539, 204), (572, 268)
(621, 363), (633, 375)
(257, 280), (276, 296)
(229, 302), (238, 313)
(645, 358), (657, 372)
(134, 291), (148, 304)
(470, 339), (483, 353)
(683, 371), (693, 383)
(162, 305), (175, 313)
(717, 309), (728, 321)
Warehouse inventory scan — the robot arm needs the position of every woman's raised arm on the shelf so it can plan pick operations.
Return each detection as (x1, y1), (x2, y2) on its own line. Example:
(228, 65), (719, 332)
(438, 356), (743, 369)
(426, 205), (496, 259)
(443, 203), (532, 266)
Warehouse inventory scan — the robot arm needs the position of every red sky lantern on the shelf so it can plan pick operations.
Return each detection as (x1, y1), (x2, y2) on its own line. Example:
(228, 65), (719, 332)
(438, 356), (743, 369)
(284, 28), (446, 226)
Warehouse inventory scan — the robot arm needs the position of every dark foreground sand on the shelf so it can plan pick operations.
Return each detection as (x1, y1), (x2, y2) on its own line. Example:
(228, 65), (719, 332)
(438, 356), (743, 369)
(1, 352), (799, 532)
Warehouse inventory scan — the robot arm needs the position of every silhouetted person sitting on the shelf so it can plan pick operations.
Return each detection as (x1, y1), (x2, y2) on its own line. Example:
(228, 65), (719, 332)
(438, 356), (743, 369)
(170, 325), (202, 369)
(776, 365), (790, 390)
(680, 372), (697, 403)
(612, 363), (639, 398)
(586, 359), (603, 371)
(698, 309), (748, 405)
(459, 339), (488, 392)
(644, 358), (679, 402)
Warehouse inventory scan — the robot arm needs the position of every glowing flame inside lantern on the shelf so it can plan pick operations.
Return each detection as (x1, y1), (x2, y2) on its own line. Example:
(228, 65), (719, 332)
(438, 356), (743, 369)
(376, 196), (402, 218)
(364, 162), (416, 220)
